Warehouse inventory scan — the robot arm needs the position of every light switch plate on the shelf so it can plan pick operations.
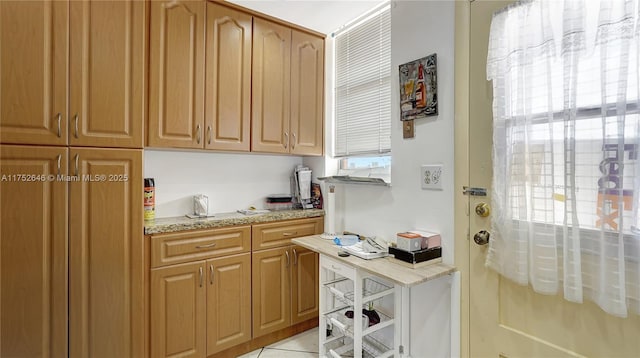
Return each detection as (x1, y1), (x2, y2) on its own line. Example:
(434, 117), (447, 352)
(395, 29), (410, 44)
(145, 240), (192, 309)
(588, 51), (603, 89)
(421, 164), (443, 190)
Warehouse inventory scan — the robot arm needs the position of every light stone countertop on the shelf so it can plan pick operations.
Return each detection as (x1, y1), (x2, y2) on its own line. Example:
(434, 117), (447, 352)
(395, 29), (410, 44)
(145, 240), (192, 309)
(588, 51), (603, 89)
(292, 235), (456, 287)
(145, 209), (324, 235)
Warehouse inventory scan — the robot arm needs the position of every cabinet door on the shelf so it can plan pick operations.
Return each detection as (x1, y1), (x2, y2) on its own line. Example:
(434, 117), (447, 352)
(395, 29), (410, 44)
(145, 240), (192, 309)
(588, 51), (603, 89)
(206, 253), (251, 355)
(290, 30), (324, 156)
(252, 18), (291, 153)
(291, 245), (319, 324)
(0, 146), (68, 357)
(151, 261), (206, 358)
(69, 148), (144, 358)
(205, 3), (251, 151)
(149, 0), (205, 149)
(252, 247), (291, 337)
(69, 0), (145, 148)
(0, 0), (67, 146)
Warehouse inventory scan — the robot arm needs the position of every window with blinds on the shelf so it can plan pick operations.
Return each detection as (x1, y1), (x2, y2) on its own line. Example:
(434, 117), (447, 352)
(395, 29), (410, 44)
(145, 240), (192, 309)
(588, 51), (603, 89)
(334, 3), (391, 157)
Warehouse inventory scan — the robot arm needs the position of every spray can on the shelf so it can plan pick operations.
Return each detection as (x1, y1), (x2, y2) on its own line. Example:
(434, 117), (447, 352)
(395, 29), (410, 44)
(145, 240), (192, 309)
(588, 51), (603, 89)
(144, 178), (155, 220)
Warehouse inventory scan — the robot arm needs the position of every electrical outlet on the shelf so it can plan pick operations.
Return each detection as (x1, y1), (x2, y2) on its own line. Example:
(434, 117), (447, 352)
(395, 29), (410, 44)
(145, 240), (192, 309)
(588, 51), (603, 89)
(421, 164), (443, 190)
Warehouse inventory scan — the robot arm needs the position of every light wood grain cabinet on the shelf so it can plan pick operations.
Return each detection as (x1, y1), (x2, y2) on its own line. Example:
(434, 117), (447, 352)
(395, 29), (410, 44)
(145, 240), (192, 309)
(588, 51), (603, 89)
(149, 227), (252, 356)
(251, 18), (292, 154)
(252, 19), (324, 155)
(290, 30), (324, 156)
(0, 0), (145, 148)
(69, 148), (144, 358)
(291, 245), (319, 324)
(151, 261), (207, 358)
(69, 0), (145, 148)
(205, 2), (252, 151)
(206, 253), (252, 355)
(0, 146), (143, 357)
(251, 218), (322, 338)
(252, 246), (292, 337)
(149, 0), (205, 149)
(0, 1), (68, 146)
(0, 145), (69, 357)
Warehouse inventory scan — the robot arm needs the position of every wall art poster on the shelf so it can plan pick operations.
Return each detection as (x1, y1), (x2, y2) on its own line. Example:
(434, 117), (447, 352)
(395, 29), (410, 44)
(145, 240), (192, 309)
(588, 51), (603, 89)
(399, 54), (438, 120)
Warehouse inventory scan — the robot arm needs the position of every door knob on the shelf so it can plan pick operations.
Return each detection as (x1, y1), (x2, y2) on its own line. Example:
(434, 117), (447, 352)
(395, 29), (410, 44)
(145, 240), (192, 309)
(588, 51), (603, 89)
(475, 202), (491, 217)
(473, 230), (490, 245)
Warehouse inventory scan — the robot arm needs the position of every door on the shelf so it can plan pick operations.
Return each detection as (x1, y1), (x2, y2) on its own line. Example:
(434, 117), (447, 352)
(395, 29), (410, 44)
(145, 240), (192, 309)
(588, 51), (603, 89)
(149, 0), (205, 149)
(291, 245), (319, 324)
(206, 253), (251, 355)
(465, 1), (640, 356)
(0, 0), (68, 146)
(290, 30), (324, 156)
(205, 2), (252, 152)
(69, 147), (144, 357)
(252, 246), (291, 337)
(252, 18), (291, 154)
(0, 145), (68, 357)
(69, 0), (145, 148)
(151, 261), (207, 358)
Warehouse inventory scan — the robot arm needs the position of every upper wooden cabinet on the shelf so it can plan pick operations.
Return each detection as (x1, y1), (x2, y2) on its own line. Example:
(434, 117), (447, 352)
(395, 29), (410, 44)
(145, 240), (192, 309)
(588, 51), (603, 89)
(251, 18), (292, 154)
(205, 2), (252, 151)
(290, 30), (324, 156)
(0, 0), (145, 148)
(149, 0), (205, 149)
(148, 1), (325, 155)
(0, 1), (68, 146)
(69, 0), (145, 148)
(0, 145), (69, 357)
(252, 20), (324, 155)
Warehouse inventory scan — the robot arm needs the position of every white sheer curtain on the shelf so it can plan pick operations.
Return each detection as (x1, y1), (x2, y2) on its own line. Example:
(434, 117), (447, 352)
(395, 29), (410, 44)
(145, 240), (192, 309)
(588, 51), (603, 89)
(486, 0), (640, 317)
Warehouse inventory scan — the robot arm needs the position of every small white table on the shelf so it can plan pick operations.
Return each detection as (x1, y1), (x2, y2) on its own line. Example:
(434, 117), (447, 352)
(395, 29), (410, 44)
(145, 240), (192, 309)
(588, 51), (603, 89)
(292, 235), (455, 358)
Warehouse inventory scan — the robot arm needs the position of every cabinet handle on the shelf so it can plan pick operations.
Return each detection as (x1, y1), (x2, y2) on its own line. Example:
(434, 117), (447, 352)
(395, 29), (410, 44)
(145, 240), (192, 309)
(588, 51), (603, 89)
(73, 114), (79, 138)
(74, 154), (79, 176)
(282, 232), (297, 237)
(209, 265), (214, 285)
(207, 125), (212, 145)
(199, 267), (203, 287)
(196, 124), (201, 144)
(283, 132), (288, 149)
(293, 248), (298, 265)
(56, 154), (61, 176)
(56, 113), (62, 138)
(195, 242), (216, 249)
(292, 132), (296, 150)
(285, 250), (290, 268)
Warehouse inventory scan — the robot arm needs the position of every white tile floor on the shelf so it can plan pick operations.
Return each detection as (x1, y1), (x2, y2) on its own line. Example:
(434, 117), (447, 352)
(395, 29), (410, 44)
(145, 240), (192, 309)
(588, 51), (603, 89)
(237, 327), (319, 358)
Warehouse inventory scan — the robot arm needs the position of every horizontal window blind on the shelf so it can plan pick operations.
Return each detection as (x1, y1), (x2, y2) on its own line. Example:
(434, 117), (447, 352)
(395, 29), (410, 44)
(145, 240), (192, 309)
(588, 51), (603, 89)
(334, 4), (391, 157)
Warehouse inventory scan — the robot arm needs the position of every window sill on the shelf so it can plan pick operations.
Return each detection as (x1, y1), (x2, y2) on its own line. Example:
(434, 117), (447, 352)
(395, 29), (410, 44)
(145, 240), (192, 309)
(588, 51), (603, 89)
(318, 175), (391, 187)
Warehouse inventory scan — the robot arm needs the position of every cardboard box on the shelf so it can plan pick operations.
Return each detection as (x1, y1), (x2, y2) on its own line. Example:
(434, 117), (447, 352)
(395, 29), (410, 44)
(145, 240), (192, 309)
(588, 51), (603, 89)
(408, 230), (441, 249)
(396, 232), (423, 252)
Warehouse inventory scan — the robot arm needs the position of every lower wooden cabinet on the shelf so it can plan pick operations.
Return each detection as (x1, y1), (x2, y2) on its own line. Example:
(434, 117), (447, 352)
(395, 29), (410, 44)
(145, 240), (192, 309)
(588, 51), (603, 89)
(0, 145), (68, 358)
(69, 148), (144, 358)
(207, 253), (252, 355)
(151, 261), (207, 358)
(151, 253), (251, 358)
(252, 244), (319, 338)
(291, 245), (319, 324)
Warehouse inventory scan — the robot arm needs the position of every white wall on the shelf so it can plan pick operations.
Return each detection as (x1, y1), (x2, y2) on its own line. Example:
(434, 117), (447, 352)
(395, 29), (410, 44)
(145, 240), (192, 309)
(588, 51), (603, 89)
(331, 1), (456, 357)
(144, 150), (302, 218)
